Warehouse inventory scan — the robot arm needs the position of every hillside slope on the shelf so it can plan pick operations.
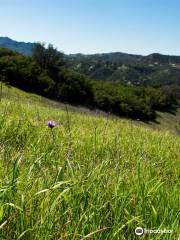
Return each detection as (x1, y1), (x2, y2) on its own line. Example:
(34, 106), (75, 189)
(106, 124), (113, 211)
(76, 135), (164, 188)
(1, 85), (180, 134)
(0, 85), (179, 239)
(0, 37), (34, 56)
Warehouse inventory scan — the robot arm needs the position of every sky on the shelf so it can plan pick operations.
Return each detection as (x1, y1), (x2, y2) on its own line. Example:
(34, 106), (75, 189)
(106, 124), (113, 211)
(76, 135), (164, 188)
(0, 0), (180, 55)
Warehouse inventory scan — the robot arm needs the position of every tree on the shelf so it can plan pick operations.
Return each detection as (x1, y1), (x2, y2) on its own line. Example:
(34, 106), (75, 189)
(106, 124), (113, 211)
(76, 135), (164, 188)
(32, 42), (46, 70)
(32, 43), (65, 77)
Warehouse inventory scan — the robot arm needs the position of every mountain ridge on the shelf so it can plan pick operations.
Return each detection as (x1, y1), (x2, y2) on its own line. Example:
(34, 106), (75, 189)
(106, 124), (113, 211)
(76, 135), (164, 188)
(0, 37), (180, 86)
(0, 37), (34, 56)
(1, 36), (180, 60)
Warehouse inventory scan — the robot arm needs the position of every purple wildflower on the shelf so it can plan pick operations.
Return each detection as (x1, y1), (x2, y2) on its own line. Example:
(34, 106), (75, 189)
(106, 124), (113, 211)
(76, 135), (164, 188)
(48, 120), (56, 129)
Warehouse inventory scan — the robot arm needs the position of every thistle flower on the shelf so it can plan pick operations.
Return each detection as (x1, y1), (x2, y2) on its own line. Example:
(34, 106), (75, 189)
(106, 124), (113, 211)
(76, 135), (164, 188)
(48, 120), (56, 129)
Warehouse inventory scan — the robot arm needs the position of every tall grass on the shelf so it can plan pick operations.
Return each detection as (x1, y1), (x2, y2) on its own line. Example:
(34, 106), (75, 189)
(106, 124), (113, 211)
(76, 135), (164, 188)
(0, 91), (179, 239)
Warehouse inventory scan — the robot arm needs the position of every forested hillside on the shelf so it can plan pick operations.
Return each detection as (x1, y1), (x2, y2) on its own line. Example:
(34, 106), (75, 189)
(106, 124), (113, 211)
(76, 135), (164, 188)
(67, 53), (180, 86)
(0, 37), (180, 87)
(0, 44), (178, 121)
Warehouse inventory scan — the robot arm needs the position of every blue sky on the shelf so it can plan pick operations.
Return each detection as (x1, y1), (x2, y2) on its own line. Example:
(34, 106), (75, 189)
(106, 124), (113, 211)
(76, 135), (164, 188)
(0, 0), (180, 55)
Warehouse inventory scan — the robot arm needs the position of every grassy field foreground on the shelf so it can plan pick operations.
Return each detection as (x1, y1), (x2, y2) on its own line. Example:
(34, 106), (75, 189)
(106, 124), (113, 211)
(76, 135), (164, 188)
(0, 88), (179, 239)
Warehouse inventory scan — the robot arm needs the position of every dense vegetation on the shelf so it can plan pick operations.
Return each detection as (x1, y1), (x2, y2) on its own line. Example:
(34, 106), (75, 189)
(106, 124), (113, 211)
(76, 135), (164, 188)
(0, 45), (177, 121)
(0, 89), (179, 239)
(92, 81), (175, 120)
(0, 46), (93, 106)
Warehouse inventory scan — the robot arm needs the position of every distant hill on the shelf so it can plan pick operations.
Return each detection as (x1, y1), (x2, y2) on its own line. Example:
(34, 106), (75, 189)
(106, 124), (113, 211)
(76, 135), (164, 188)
(67, 52), (143, 65)
(0, 37), (180, 86)
(67, 52), (180, 66)
(67, 53), (180, 86)
(0, 37), (34, 56)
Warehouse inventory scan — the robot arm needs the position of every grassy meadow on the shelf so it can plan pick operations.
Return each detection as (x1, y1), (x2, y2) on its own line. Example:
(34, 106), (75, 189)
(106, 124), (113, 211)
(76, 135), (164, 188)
(0, 86), (179, 239)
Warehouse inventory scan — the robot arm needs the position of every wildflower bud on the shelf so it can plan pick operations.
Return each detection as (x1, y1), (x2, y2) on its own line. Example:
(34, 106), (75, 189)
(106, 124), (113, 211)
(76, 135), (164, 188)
(48, 120), (56, 129)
